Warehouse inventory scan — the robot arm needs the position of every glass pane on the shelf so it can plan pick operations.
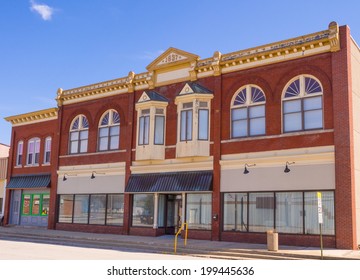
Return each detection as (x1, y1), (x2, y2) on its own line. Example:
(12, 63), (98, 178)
(186, 193), (212, 230)
(80, 130), (88, 140)
(89, 195), (106, 225)
(144, 116), (150, 144)
(157, 195), (166, 227)
(305, 77), (322, 95)
(139, 117), (145, 145)
(22, 195), (31, 215)
(304, 192), (335, 235)
(234, 88), (247, 105)
(32, 194), (40, 215)
(106, 194), (124, 226)
(81, 116), (89, 128)
(198, 109), (209, 140)
(284, 79), (300, 98)
(70, 141), (78, 154)
(98, 137), (108, 151)
(58, 195), (74, 223)
(101, 112), (110, 126)
(112, 111), (120, 124)
(80, 139), (88, 153)
(99, 127), (109, 137)
(249, 105), (265, 118)
(70, 131), (79, 141)
(41, 194), (50, 216)
(110, 125), (120, 136)
(109, 135), (119, 150)
(276, 192), (303, 233)
(304, 110), (323, 130)
(232, 119), (247, 137)
(232, 108), (247, 120)
(250, 117), (265, 135)
(132, 194), (154, 227)
(284, 112), (302, 132)
(71, 117), (79, 130)
(251, 87), (266, 103)
(283, 100), (301, 113)
(154, 116), (165, 145)
(249, 193), (274, 232)
(73, 194), (89, 224)
(28, 142), (35, 153)
(304, 96), (322, 110)
(186, 110), (193, 140)
(34, 152), (40, 164)
(223, 193), (248, 232)
(180, 111), (187, 141)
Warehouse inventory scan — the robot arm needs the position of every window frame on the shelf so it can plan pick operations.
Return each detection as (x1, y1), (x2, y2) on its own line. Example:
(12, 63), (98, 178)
(26, 138), (41, 166)
(180, 104), (193, 142)
(69, 115), (89, 154)
(282, 75), (324, 133)
(230, 85), (266, 139)
(43, 137), (52, 164)
(21, 193), (50, 217)
(98, 110), (120, 151)
(16, 140), (23, 166)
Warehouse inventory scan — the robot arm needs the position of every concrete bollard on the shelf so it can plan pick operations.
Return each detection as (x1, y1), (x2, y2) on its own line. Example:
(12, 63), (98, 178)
(267, 230), (278, 251)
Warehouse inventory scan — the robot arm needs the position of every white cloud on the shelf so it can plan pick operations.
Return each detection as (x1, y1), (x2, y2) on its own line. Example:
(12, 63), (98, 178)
(30, 0), (54, 21)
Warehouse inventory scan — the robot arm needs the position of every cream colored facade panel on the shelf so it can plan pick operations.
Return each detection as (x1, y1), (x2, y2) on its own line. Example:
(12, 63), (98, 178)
(57, 174), (125, 194)
(156, 67), (190, 84)
(221, 163), (335, 192)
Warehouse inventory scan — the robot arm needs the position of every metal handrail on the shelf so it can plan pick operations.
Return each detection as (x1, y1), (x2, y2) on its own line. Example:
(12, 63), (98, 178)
(174, 222), (188, 253)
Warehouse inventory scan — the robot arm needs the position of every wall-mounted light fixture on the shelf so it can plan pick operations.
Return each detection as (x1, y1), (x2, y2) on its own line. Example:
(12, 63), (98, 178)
(243, 163), (256, 174)
(62, 173), (77, 181)
(90, 171), (105, 179)
(284, 161), (295, 173)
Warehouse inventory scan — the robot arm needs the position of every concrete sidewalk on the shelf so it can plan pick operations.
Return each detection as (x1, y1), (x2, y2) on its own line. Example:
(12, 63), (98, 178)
(0, 226), (359, 260)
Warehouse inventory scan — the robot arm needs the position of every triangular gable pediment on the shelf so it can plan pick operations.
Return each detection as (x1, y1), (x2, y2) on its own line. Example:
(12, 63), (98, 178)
(146, 47), (199, 71)
(179, 83), (194, 95)
(179, 82), (213, 96)
(138, 91), (151, 103)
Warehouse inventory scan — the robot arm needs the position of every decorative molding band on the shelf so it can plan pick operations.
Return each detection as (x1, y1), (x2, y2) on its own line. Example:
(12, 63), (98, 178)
(56, 22), (340, 105)
(5, 108), (58, 126)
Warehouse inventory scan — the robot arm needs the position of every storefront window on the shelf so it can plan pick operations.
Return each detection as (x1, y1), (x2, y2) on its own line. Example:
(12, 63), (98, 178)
(186, 193), (212, 230)
(132, 194), (154, 227)
(106, 194), (124, 226)
(304, 191), (335, 235)
(73, 194), (89, 224)
(249, 192), (274, 232)
(41, 194), (50, 216)
(59, 194), (74, 223)
(223, 193), (248, 231)
(31, 194), (40, 215)
(275, 192), (303, 233)
(89, 194), (106, 225)
(22, 195), (31, 215)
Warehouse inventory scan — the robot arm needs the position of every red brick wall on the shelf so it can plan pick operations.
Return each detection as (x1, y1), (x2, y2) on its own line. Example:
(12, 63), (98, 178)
(332, 26), (358, 249)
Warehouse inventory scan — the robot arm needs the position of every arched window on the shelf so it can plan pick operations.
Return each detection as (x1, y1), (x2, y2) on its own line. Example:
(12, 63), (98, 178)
(231, 85), (266, 138)
(282, 75), (323, 132)
(69, 115), (89, 154)
(98, 110), (120, 151)
(27, 138), (40, 165)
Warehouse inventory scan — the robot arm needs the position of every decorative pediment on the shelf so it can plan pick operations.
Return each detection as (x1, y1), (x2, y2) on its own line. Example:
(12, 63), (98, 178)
(137, 91), (168, 103)
(147, 47), (199, 71)
(179, 82), (213, 96)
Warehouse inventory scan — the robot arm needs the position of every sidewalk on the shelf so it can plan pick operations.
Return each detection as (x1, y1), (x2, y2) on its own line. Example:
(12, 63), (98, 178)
(1, 225), (359, 260)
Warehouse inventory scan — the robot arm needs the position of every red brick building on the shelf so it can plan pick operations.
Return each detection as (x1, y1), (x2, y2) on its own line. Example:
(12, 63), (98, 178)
(4, 22), (360, 249)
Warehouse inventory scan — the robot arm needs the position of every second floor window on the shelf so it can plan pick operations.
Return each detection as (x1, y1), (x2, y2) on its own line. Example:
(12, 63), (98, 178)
(138, 109), (150, 145)
(231, 85), (266, 138)
(180, 102), (193, 141)
(44, 137), (51, 164)
(27, 138), (40, 165)
(16, 141), (23, 166)
(283, 75), (323, 133)
(69, 115), (89, 154)
(98, 110), (120, 151)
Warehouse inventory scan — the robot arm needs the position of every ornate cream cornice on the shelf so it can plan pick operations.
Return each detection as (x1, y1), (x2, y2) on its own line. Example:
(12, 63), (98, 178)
(56, 22), (341, 106)
(5, 108), (58, 127)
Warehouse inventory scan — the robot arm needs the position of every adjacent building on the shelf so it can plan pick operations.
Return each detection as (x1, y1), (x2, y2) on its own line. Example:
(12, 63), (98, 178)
(0, 143), (10, 218)
(3, 22), (360, 249)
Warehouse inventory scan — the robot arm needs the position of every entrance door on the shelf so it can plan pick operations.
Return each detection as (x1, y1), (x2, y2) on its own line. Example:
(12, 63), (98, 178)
(164, 194), (182, 234)
(9, 190), (21, 225)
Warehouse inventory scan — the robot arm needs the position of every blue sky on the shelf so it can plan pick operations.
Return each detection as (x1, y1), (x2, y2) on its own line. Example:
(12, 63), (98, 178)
(1, 0), (360, 145)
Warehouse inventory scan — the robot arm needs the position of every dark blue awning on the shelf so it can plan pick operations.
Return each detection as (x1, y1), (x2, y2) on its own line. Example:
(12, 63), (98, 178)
(125, 171), (213, 193)
(6, 174), (51, 189)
